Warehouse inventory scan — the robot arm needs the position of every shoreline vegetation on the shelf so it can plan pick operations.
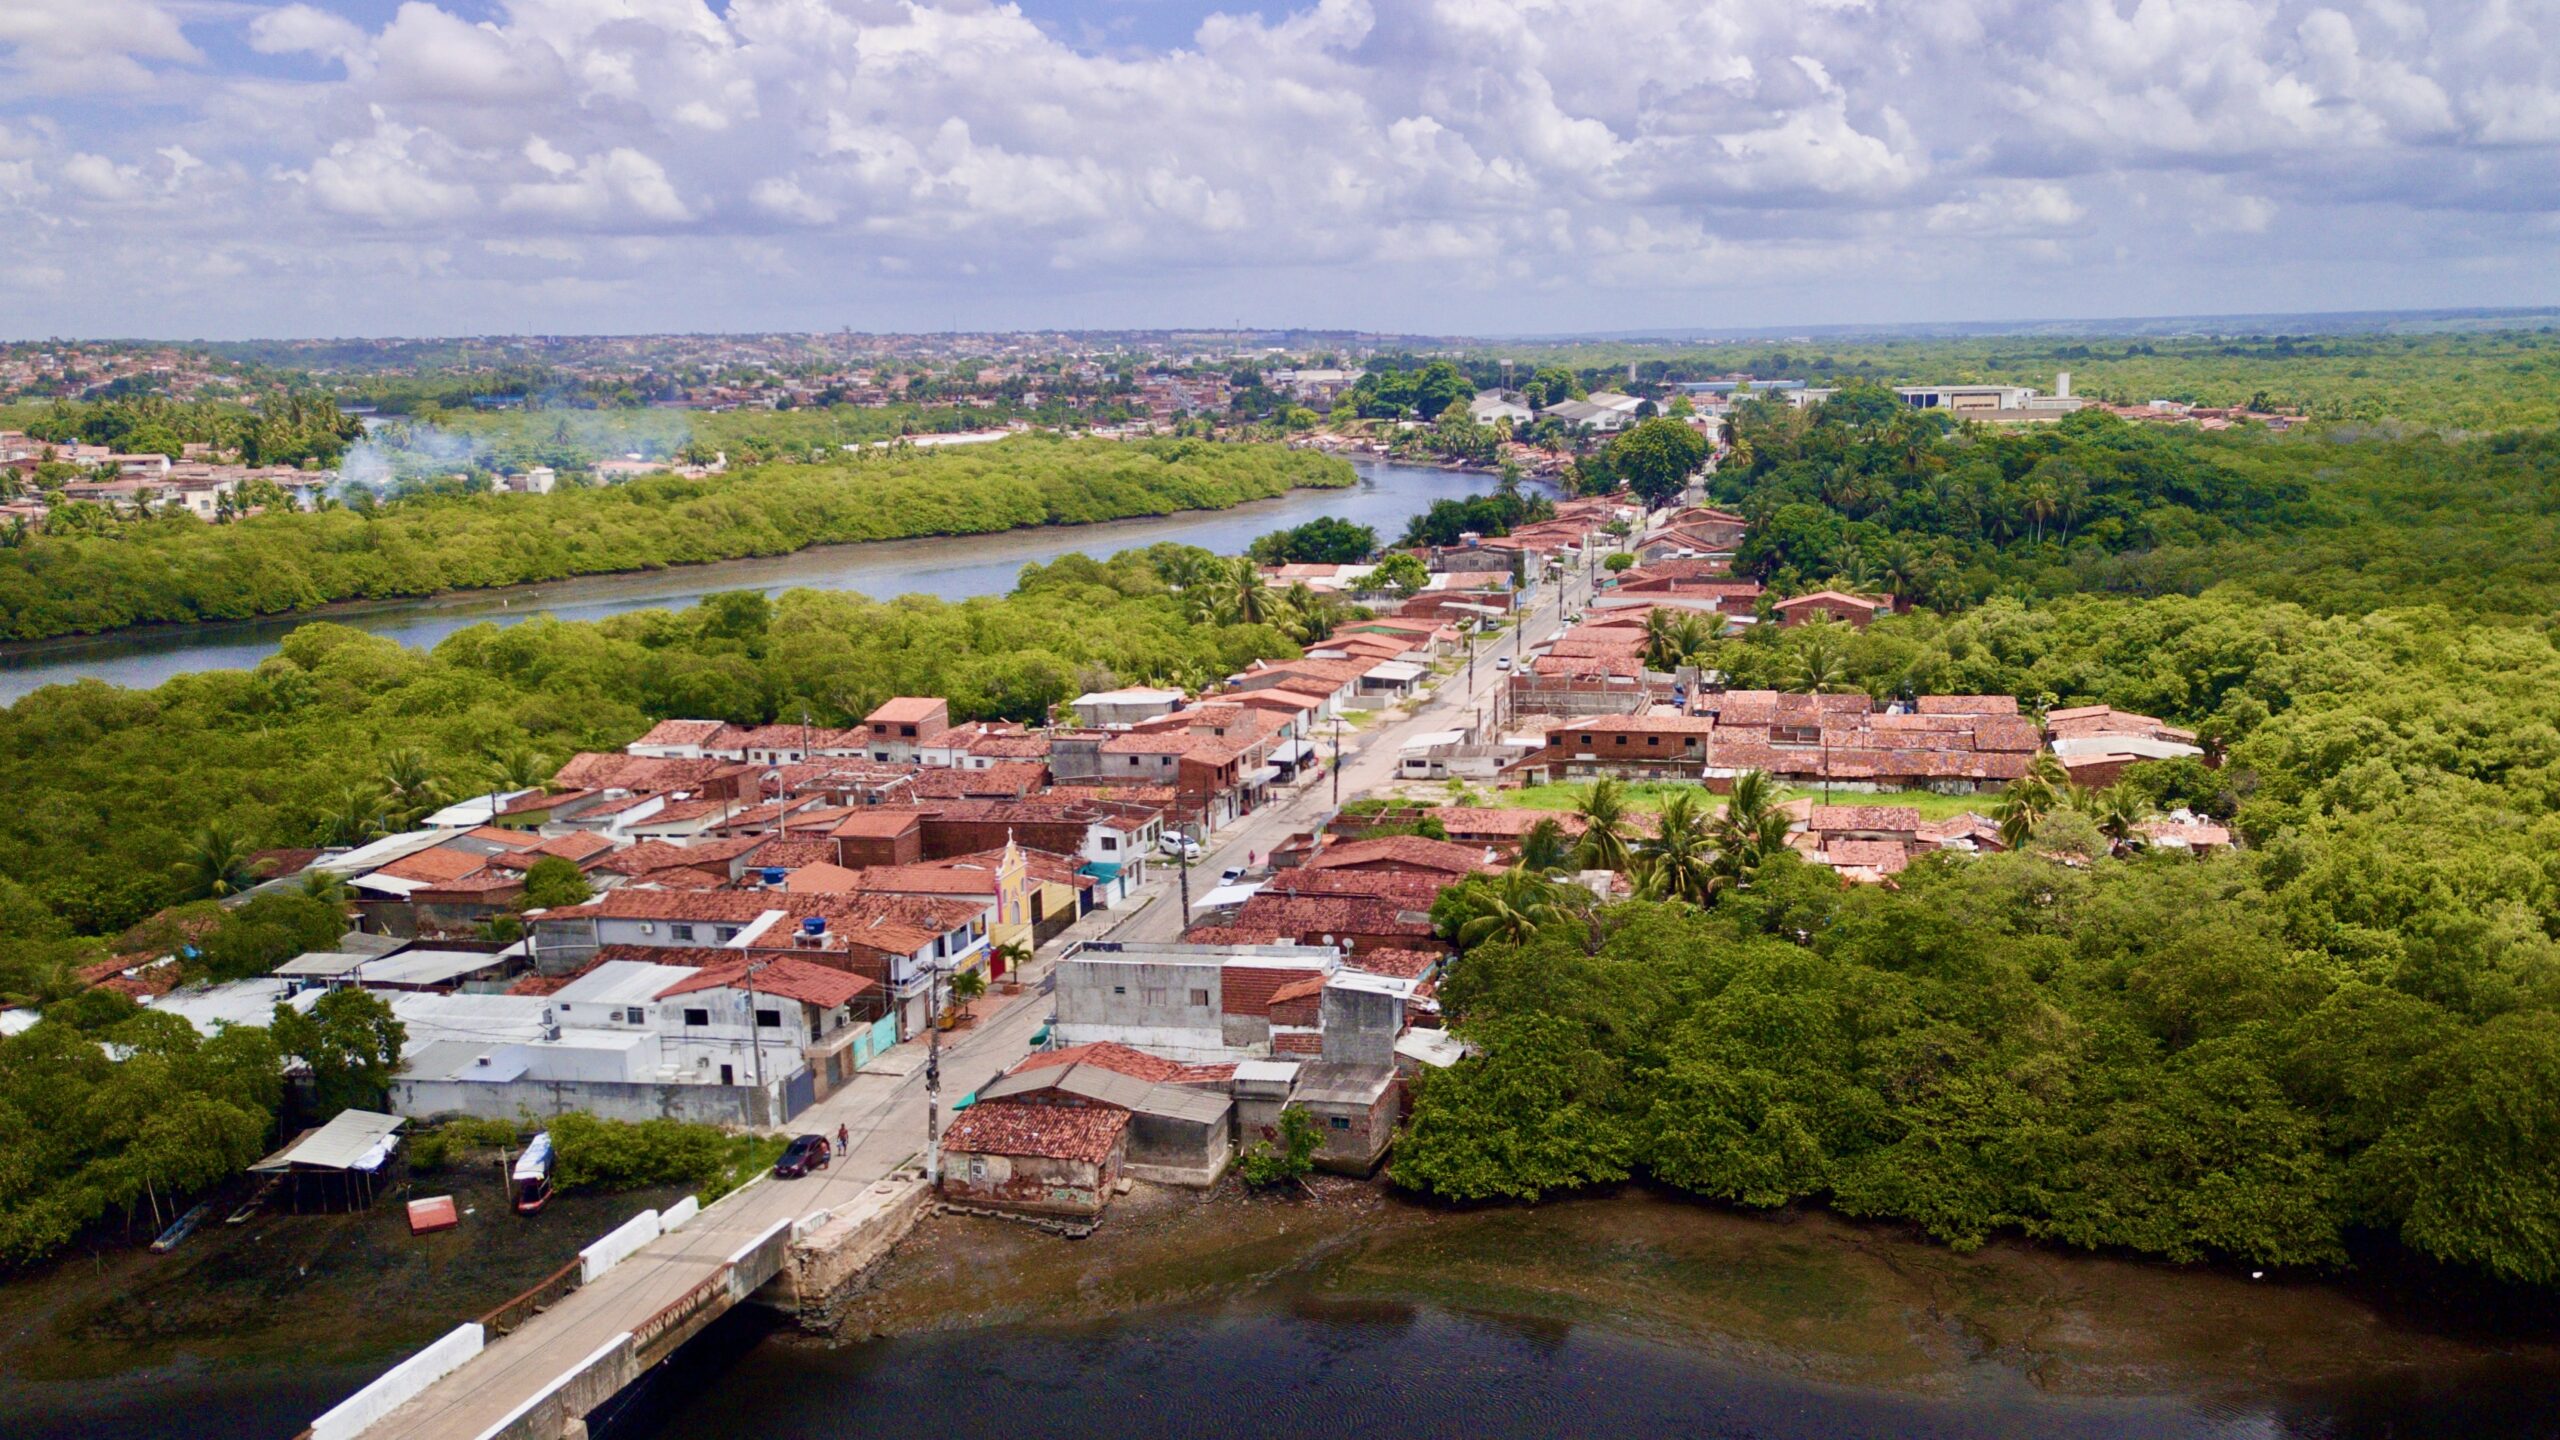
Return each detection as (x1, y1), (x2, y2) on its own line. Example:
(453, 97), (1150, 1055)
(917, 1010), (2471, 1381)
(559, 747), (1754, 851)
(0, 436), (1354, 644)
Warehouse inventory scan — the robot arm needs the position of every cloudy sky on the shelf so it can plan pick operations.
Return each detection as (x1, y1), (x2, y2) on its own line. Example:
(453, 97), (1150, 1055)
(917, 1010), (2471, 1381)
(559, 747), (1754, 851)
(1, 0), (2554, 339)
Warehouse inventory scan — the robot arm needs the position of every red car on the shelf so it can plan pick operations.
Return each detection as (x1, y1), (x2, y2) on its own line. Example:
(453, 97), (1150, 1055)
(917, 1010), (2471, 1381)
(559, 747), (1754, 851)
(774, 1133), (832, 1178)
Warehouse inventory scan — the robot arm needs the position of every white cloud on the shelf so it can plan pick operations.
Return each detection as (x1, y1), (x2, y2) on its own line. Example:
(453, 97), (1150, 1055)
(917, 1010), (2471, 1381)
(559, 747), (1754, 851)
(0, 0), (200, 90)
(0, 0), (2551, 332)
(60, 152), (150, 202)
(281, 113), (480, 225)
(501, 146), (694, 225)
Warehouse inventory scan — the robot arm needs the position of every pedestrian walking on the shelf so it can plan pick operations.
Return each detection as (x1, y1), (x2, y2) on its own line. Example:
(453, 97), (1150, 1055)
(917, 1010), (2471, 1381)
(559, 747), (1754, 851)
(837, 1122), (849, 1158)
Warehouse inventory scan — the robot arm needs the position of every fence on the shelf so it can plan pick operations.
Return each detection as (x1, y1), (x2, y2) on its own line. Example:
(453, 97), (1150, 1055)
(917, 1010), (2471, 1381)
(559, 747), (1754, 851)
(477, 1258), (581, 1338)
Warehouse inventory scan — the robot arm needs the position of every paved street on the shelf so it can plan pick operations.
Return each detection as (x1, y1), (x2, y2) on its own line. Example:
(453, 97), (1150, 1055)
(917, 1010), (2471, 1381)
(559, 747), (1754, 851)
(361, 559), (1590, 1438)
(1105, 564), (1583, 943)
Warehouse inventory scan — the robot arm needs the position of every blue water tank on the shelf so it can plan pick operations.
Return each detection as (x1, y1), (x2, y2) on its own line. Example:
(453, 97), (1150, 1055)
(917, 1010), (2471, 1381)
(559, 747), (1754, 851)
(762, 868), (787, 886)
(801, 916), (826, 937)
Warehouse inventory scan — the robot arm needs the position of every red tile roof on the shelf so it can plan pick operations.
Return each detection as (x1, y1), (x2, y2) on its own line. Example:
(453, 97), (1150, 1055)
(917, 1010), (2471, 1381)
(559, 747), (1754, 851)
(656, 956), (873, 1008)
(1808, 805), (1924, 833)
(1305, 835), (1495, 877)
(866, 697), (949, 725)
(1219, 965), (1331, 1017)
(942, 1100), (1127, 1165)
(1010, 1042), (1187, 1084)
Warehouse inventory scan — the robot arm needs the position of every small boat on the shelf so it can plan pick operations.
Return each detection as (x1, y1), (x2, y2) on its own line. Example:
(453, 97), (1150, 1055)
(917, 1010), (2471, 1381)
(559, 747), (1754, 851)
(150, 1202), (212, 1253)
(511, 1132), (554, 1215)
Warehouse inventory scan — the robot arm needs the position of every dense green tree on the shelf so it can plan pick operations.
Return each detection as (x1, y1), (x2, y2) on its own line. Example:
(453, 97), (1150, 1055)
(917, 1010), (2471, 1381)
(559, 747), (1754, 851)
(1607, 417), (1709, 507)
(271, 988), (407, 1118)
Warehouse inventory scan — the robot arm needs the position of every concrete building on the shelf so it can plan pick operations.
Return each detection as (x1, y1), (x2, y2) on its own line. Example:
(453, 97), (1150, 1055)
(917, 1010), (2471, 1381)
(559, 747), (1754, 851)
(1052, 941), (1342, 1063)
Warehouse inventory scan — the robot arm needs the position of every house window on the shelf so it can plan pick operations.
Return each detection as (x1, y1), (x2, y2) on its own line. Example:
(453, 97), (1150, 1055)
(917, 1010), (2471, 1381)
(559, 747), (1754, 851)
(625, 1007), (644, 1025)
(1579, 734), (1594, 746)
(1142, 987), (1168, 1005)
(1101, 835), (1118, 851)
(683, 1007), (710, 1026)
(756, 1008), (783, 1028)
(1189, 988), (1210, 1007)
(1328, 1116), (1351, 1131)
(1130, 757), (1142, 768)
(1113, 985), (1127, 996)
(1647, 736), (1660, 747)
(716, 925), (740, 942)
(672, 924), (696, 941)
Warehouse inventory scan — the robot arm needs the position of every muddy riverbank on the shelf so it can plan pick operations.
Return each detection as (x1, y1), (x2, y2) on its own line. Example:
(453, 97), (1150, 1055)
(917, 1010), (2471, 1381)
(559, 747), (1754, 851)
(604, 1180), (2560, 1439)
(2, 1169), (688, 1440)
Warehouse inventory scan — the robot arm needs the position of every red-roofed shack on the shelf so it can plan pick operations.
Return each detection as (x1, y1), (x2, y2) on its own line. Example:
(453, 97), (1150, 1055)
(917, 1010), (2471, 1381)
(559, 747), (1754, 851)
(939, 1101), (1128, 1218)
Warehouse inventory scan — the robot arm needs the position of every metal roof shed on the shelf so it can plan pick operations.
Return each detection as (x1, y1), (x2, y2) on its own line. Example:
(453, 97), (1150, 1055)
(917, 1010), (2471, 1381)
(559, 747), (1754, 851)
(249, 1109), (407, 1212)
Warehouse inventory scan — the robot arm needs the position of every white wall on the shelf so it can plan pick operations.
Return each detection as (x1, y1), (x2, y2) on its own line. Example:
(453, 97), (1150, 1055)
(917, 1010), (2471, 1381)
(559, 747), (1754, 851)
(308, 1323), (485, 1440)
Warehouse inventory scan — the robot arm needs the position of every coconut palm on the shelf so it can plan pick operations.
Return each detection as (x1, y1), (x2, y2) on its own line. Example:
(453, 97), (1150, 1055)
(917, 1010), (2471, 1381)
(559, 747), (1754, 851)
(1784, 625), (1854, 697)
(1444, 867), (1574, 951)
(1224, 557), (1275, 626)
(318, 783), (390, 846)
(485, 745), (552, 794)
(1634, 792), (1716, 905)
(377, 747), (445, 825)
(1708, 769), (1795, 896)
(1572, 778), (1635, 872)
(1993, 761), (2064, 851)
(175, 821), (263, 899)
(2086, 782), (2154, 853)
(1517, 816), (1576, 874)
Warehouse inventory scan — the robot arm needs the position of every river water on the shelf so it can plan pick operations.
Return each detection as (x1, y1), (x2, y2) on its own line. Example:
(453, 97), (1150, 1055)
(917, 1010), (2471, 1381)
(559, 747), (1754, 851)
(598, 1186), (2560, 1440)
(0, 460), (1485, 706)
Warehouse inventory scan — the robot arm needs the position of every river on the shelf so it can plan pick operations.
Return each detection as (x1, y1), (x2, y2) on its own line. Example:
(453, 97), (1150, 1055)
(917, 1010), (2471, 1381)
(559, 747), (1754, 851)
(598, 1185), (2560, 1440)
(13, 1178), (2560, 1439)
(0, 459), (1489, 706)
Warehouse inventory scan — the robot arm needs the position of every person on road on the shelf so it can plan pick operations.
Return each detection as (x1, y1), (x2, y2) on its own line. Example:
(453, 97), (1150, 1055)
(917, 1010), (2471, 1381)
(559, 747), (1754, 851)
(837, 1122), (850, 1157)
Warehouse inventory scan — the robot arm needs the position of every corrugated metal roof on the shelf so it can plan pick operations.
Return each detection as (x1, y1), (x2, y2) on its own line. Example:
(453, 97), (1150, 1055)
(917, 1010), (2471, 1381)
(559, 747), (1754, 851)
(250, 1109), (405, 1173)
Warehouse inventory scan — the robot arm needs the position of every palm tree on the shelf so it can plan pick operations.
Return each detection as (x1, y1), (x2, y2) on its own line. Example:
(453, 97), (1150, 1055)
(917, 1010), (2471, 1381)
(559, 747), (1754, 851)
(1784, 625), (1853, 697)
(1517, 816), (1575, 874)
(485, 745), (551, 794)
(2086, 782), (2153, 854)
(1572, 778), (1635, 872)
(300, 869), (356, 908)
(2023, 479), (2060, 545)
(1445, 867), (1573, 951)
(1785, 626), (1857, 804)
(318, 784), (389, 846)
(1224, 557), (1275, 626)
(1634, 792), (1716, 905)
(377, 748), (445, 825)
(175, 821), (262, 899)
(1708, 769), (1795, 896)
(1992, 755), (2067, 851)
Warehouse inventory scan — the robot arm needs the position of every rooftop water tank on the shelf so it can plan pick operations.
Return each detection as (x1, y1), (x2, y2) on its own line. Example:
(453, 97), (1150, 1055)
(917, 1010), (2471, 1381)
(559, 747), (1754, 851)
(763, 868), (787, 886)
(801, 916), (826, 937)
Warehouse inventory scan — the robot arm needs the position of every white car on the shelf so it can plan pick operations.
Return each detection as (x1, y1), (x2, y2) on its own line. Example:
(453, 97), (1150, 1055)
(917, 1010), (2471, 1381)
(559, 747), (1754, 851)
(1160, 834), (1204, 862)
(1494, 656), (1513, 671)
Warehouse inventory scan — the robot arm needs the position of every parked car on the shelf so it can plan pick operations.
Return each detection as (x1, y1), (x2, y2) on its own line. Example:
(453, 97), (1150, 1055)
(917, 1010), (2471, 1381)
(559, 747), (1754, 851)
(1160, 833), (1203, 861)
(1220, 865), (1247, 884)
(1494, 656), (1513, 671)
(774, 1133), (832, 1178)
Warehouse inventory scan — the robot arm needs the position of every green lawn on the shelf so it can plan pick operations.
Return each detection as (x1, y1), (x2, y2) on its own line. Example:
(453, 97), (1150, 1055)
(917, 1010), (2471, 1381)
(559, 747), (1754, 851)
(1491, 780), (1992, 820)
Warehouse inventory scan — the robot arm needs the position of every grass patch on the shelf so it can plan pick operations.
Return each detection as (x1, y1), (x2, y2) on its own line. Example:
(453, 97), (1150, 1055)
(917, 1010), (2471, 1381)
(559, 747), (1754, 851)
(1492, 780), (1992, 820)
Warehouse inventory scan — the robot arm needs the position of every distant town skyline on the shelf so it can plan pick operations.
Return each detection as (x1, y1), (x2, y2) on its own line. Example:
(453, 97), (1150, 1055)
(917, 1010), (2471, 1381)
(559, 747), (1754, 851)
(3, 0), (2555, 339)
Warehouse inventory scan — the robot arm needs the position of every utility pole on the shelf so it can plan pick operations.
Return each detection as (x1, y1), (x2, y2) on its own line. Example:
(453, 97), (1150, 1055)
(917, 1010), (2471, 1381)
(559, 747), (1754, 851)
(925, 950), (944, 1184)
(1466, 629), (1474, 698)
(1175, 821), (1196, 920)
(744, 958), (771, 1123)
(1330, 717), (1343, 805)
